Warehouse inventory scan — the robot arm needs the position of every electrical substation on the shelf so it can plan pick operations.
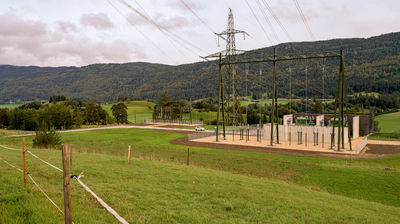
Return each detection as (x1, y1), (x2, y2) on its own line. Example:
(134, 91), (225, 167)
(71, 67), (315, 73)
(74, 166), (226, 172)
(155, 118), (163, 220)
(189, 9), (372, 155)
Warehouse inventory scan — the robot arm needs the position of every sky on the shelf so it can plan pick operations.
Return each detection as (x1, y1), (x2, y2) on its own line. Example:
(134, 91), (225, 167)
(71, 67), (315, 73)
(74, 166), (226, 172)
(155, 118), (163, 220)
(0, 0), (399, 67)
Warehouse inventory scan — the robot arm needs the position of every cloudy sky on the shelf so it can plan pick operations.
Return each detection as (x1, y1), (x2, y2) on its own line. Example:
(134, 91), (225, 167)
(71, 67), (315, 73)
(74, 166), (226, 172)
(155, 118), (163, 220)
(0, 0), (399, 67)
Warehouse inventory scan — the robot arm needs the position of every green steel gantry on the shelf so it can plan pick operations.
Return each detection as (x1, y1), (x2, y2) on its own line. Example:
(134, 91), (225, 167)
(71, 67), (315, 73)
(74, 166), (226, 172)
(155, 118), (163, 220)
(215, 48), (352, 151)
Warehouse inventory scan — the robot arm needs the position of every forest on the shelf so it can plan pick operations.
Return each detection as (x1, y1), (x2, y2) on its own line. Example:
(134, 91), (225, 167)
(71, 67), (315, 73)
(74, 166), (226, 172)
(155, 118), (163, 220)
(0, 95), (129, 131)
(0, 32), (399, 104)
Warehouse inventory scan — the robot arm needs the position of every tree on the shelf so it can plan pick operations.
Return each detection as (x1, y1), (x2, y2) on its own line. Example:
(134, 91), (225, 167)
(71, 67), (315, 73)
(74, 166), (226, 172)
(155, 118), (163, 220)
(111, 103), (128, 124)
(32, 123), (62, 149)
(159, 92), (170, 105)
(312, 101), (323, 113)
(374, 119), (381, 133)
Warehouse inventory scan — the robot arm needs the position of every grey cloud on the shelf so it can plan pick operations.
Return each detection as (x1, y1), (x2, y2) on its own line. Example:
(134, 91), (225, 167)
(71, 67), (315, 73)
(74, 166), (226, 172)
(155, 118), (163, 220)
(273, 1), (320, 23)
(0, 12), (47, 37)
(0, 13), (146, 66)
(154, 13), (191, 31)
(167, 0), (205, 11)
(127, 12), (149, 26)
(57, 21), (79, 33)
(80, 13), (114, 30)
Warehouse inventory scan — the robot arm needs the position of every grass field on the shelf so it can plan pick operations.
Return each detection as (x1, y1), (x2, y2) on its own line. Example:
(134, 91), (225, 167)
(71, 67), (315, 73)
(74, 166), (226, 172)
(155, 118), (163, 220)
(374, 111), (400, 133)
(102, 101), (155, 123)
(350, 92), (380, 97)
(1, 137), (400, 223)
(240, 99), (290, 106)
(0, 104), (24, 109)
(1, 127), (400, 212)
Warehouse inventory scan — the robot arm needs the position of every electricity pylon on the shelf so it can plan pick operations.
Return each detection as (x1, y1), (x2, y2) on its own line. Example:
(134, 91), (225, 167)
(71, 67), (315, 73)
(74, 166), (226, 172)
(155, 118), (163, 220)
(202, 9), (249, 137)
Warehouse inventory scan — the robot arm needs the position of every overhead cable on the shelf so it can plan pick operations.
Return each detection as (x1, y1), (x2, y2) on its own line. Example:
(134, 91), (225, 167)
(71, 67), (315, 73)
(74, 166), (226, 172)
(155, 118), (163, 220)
(261, 0), (293, 42)
(293, 0), (315, 40)
(114, 0), (208, 58)
(107, 0), (178, 64)
(133, 0), (191, 62)
(255, 0), (280, 43)
(180, 0), (216, 34)
(245, 0), (273, 45)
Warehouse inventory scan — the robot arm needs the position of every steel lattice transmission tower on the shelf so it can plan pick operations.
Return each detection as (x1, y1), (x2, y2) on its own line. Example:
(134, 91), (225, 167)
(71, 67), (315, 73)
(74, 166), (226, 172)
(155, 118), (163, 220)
(202, 9), (249, 128)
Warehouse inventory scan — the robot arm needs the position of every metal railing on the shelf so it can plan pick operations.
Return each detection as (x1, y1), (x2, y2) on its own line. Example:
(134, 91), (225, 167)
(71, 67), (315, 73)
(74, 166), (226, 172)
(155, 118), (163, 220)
(188, 132), (216, 141)
(145, 119), (203, 125)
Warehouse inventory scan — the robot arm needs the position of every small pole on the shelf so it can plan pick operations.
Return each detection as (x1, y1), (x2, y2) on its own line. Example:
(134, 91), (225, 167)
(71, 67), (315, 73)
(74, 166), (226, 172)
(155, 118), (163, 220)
(134, 110), (137, 124)
(62, 145), (72, 224)
(187, 148), (190, 166)
(22, 138), (26, 188)
(69, 143), (73, 166)
(305, 133), (307, 147)
(128, 146), (131, 165)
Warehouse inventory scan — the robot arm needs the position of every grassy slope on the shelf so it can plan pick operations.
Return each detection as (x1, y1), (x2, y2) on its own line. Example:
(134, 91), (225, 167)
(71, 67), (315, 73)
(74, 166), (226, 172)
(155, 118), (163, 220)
(374, 111), (400, 133)
(102, 101), (155, 123)
(1, 147), (400, 223)
(1, 128), (400, 209)
(0, 104), (24, 109)
(369, 110), (400, 140)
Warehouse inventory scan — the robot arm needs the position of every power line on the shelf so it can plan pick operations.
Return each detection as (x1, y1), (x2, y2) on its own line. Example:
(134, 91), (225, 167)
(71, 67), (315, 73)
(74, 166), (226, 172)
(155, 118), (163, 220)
(113, 0), (209, 58)
(180, 0), (216, 34)
(245, 0), (273, 45)
(107, 0), (178, 64)
(133, 0), (191, 62)
(261, 0), (293, 42)
(255, 0), (280, 43)
(293, 0), (315, 40)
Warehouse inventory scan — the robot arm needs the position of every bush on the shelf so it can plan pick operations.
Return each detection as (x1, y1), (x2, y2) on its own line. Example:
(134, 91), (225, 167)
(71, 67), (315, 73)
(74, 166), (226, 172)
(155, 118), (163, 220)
(32, 125), (62, 149)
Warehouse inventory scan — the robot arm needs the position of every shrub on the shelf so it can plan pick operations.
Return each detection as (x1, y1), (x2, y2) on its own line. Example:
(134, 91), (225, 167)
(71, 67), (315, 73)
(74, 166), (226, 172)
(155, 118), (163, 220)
(32, 125), (62, 149)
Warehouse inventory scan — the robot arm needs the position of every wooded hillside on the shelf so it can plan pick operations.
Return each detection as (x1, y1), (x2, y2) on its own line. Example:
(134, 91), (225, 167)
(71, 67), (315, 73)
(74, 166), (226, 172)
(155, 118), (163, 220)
(0, 32), (399, 103)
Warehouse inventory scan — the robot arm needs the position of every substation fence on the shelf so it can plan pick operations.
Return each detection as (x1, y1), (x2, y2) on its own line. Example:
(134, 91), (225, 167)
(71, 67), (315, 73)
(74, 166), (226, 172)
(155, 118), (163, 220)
(356, 136), (368, 154)
(188, 127), (263, 142)
(0, 143), (128, 224)
(145, 119), (203, 125)
(188, 132), (215, 141)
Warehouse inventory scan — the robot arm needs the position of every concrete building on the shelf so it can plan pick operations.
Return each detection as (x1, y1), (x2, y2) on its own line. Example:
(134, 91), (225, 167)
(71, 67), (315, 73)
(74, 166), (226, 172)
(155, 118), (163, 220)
(263, 113), (374, 144)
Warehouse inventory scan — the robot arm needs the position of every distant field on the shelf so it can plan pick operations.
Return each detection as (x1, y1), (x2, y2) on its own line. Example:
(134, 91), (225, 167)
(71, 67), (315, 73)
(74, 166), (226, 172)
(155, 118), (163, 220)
(0, 104), (23, 109)
(102, 101), (155, 123)
(350, 91), (380, 97)
(240, 99), (291, 106)
(375, 110), (400, 133)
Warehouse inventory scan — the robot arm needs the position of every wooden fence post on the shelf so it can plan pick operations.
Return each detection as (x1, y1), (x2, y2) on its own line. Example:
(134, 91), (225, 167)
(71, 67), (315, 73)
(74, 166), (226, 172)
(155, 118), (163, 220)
(22, 138), (26, 188)
(69, 144), (73, 166)
(187, 148), (190, 166)
(128, 146), (131, 165)
(62, 145), (72, 224)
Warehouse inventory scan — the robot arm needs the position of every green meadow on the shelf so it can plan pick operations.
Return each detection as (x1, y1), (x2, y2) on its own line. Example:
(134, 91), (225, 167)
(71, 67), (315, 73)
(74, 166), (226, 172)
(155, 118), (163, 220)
(0, 127), (399, 223)
(0, 104), (24, 109)
(1, 128), (400, 223)
(102, 101), (156, 123)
